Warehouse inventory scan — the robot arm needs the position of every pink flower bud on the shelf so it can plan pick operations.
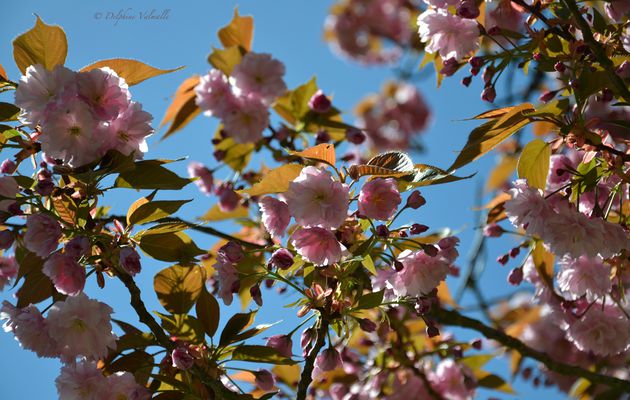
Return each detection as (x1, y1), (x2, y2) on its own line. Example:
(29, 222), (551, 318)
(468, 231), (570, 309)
(216, 184), (240, 212)
(539, 90), (556, 103)
(426, 324), (440, 338)
(119, 247), (141, 276)
(308, 90), (332, 114)
(250, 284), (263, 306)
(345, 128), (366, 145)
(497, 254), (509, 266)
(301, 328), (314, 357)
(316, 130), (330, 144)
(315, 348), (342, 372)
(406, 190), (426, 209)
(269, 248), (294, 270)
(508, 267), (523, 285)
(469, 56), (484, 69)
(554, 62), (566, 73)
(483, 223), (503, 237)
(616, 61), (630, 78)
(266, 334), (293, 358)
(440, 58), (459, 77)
(187, 162), (214, 194)
(0, 230), (14, 250)
(482, 67), (494, 85)
(457, 0), (480, 19)
(255, 369), (275, 391)
(64, 236), (90, 258)
(410, 223), (429, 235)
(462, 76), (472, 87)
(219, 241), (244, 264)
(171, 347), (194, 370)
(0, 160), (16, 174)
(481, 86), (496, 103)
(358, 318), (377, 332)
(509, 247), (520, 258)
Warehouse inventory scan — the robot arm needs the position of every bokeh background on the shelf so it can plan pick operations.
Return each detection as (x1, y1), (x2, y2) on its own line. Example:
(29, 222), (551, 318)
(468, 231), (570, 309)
(0, 1), (562, 398)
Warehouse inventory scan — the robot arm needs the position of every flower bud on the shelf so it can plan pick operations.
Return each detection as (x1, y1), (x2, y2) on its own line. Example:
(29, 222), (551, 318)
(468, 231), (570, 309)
(424, 245), (439, 257)
(426, 323), (440, 338)
(119, 247), (141, 276)
(482, 67), (494, 85)
(358, 318), (377, 333)
(616, 61), (630, 78)
(461, 76), (472, 87)
(266, 334), (293, 358)
(216, 184), (240, 212)
(301, 328), (314, 357)
(315, 348), (342, 372)
(219, 241), (244, 263)
(457, 0), (480, 19)
(171, 347), (194, 370)
(250, 284), (263, 307)
(308, 90), (332, 114)
(375, 225), (389, 238)
(554, 62), (566, 73)
(0, 160), (16, 174)
(539, 90), (557, 103)
(508, 267), (523, 285)
(509, 247), (520, 258)
(483, 223), (503, 237)
(440, 58), (459, 76)
(345, 128), (366, 145)
(410, 223), (429, 235)
(481, 86), (496, 103)
(269, 248), (294, 270)
(255, 369), (275, 391)
(316, 130), (331, 144)
(406, 191), (426, 209)
(497, 254), (509, 266)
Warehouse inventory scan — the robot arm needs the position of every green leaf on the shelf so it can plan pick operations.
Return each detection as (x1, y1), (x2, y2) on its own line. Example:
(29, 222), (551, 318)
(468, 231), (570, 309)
(354, 290), (384, 310)
(517, 139), (550, 189)
(239, 164), (303, 197)
(0, 103), (20, 122)
(214, 133), (254, 172)
(274, 77), (318, 123)
(156, 312), (205, 344)
(115, 160), (191, 190)
(219, 310), (257, 346)
(460, 354), (494, 371)
(139, 231), (205, 262)
(231, 345), (296, 365)
(361, 255), (376, 275)
(80, 59), (183, 86)
(476, 372), (516, 394)
(13, 16), (68, 74)
(200, 205), (248, 221)
(449, 104), (534, 172)
(154, 265), (204, 314)
(196, 287), (220, 338)
(128, 199), (191, 226)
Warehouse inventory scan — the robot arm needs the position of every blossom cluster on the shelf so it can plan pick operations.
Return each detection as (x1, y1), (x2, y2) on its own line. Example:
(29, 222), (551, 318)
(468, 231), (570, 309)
(15, 64), (153, 167)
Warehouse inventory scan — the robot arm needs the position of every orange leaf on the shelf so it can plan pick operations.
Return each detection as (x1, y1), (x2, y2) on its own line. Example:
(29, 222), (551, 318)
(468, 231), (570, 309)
(160, 76), (200, 140)
(80, 58), (183, 86)
(291, 143), (336, 167)
(218, 8), (254, 51)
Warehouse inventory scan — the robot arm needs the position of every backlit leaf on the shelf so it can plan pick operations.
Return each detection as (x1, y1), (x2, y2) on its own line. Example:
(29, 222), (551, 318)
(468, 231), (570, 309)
(156, 312), (205, 344)
(154, 265), (204, 314)
(0, 103), (20, 122)
(80, 59), (183, 86)
(139, 231), (205, 262)
(196, 287), (220, 338)
(160, 76), (201, 140)
(208, 46), (243, 76)
(200, 205), (248, 221)
(240, 164), (303, 197)
(13, 16), (67, 73)
(218, 8), (254, 51)
(231, 345), (296, 365)
(115, 160), (191, 190)
(128, 199), (191, 226)
(486, 156), (518, 192)
(291, 144), (336, 167)
(219, 310), (257, 346)
(517, 139), (550, 190)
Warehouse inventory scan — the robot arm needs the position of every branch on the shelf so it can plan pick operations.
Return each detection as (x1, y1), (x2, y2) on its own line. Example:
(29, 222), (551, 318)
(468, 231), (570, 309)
(511, 0), (574, 42)
(562, 0), (630, 102)
(296, 318), (330, 400)
(117, 272), (174, 350)
(431, 307), (630, 393)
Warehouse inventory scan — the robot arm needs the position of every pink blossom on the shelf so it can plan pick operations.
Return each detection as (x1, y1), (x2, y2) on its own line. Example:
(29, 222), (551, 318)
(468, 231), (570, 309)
(42, 252), (86, 296)
(429, 359), (475, 400)
(39, 97), (103, 167)
(485, 0), (524, 35)
(291, 227), (344, 266)
(104, 102), (153, 158)
(195, 69), (235, 118)
(232, 52), (287, 104)
(106, 371), (150, 400)
(387, 238), (459, 297)
(188, 161), (214, 194)
(46, 293), (116, 361)
(605, 0), (630, 21)
(358, 178), (401, 220)
(0, 176), (18, 213)
(0, 256), (17, 291)
(259, 196), (291, 239)
(266, 334), (293, 358)
(119, 246), (142, 276)
(557, 256), (611, 301)
(77, 67), (131, 120)
(0, 301), (58, 358)
(221, 95), (269, 143)
(544, 204), (604, 258)
(546, 154), (574, 191)
(566, 305), (630, 356)
(504, 179), (554, 236)
(219, 241), (244, 264)
(64, 236), (90, 258)
(14, 64), (76, 126)
(423, 0), (458, 7)
(285, 166), (349, 230)
(315, 348), (342, 373)
(417, 9), (480, 61)
(216, 183), (241, 212)
(24, 213), (62, 258)
(386, 371), (430, 400)
(55, 360), (108, 400)
(269, 248), (294, 270)
(212, 253), (240, 305)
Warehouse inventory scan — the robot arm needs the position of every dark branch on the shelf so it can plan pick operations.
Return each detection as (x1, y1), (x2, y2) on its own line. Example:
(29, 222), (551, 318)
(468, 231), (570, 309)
(296, 317), (329, 400)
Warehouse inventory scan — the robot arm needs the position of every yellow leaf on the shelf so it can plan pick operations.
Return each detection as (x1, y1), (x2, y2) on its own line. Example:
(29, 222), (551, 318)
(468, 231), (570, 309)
(436, 280), (456, 307)
(160, 76), (201, 140)
(201, 205), (248, 221)
(208, 46), (243, 76)
(272, 365), (301, 388)
(486, 155), (518, 192)
(218, 8), (254, 51)
(13, 16), (67, 73)
(290, 143), (336, 167)
(240, 164), (303, 197)
(80, 58), (183, 86)
(154, 265), (204, 314)
(214, 131), (254, 172)
(517, 139), (550, 190)
(532, 241), (555, 288)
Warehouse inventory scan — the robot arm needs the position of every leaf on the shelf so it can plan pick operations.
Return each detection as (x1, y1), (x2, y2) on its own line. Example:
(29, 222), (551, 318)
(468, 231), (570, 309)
(115, 160), (191, 190)
(460, 354), (494, 370)
(128, 199), (191, 226)
(160, 76), (201, 140)
(218, 8), (254, 51)
(532, 241), (554, 288)
(52, 194), (77, 225)
(200, 205), (248, 221)
(290, 144), (336, 167)
(196, 287), (220, 337)
(231, 345), (296, 365)
(486, 156), (518, 192)
(81, 59), (182, 86)
(13, 16), (68, 73)
(273, 77), (318, 122)
(154, 265), (204, 314)
(139, 231), (205, 262)
(403, 164), (474, 189)
(0, 103), (20, 122)
(105, 351), (154, 385)
(361, 255), (376, 275)
(272, 365), (301, 388)
(475, 371), (516, 394)
(219, 310), (257, 346)
(16, 268), (54, 308)
(348, 151), (415, 180)
(207, 46), (243, 76)
(449, 103), (534, 172)
(214, 132), (254, 171)
(240, 164), (303, 196)
(156, 313), (205, 344)
(137, 222), (189, 237)
(517, 139), (550, 190)
(354, 290), (384, 310)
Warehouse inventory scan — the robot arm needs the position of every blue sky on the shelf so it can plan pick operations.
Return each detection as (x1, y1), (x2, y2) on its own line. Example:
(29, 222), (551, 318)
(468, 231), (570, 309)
(0, 1), (565, 398)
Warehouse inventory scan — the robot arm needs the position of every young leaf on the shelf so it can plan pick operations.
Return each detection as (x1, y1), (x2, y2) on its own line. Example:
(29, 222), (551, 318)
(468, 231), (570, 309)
(156, 313), (205, 344)
(239, 164), (303, 197)
(80, 59), (184, 86)
(154, 265), (204, 314)
(115, 161), (191, 190)
(128, 199), (191, 226)
(290, 144), (336, 167)
(139, 231), (205, 262)
(196, 287), (220, 337)
(160, 76), (201, 140)
(517, 139), (550, 190)
(218, 8), (254, 51)
(354, 290), (384, 310)
(231, 345), (296, 365)
(201, 205), (249, 221)
(214, 132), (253, 171)
(348, 151), (415, 180)
(219, 310), (257, 346)
(0, 103), (20, 122)
(475, 371), (516, 394)
(13, 16), (67, 73)
(486, 156), (518, 192)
